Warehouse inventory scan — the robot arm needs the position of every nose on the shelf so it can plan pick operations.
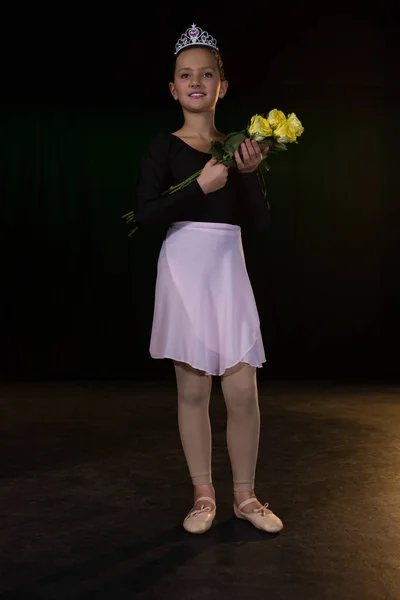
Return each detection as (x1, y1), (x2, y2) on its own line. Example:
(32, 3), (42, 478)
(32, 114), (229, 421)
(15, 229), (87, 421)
(190, 75), (201, 87)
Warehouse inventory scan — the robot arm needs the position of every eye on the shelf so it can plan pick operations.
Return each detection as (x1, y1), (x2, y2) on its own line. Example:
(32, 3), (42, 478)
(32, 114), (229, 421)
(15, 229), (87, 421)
(180, 73), (190, 79)
(203, 72), (213, 77)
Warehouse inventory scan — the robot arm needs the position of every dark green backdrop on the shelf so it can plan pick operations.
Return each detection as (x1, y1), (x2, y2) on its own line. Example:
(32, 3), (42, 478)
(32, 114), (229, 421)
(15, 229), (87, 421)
(1, 14), (399, 381)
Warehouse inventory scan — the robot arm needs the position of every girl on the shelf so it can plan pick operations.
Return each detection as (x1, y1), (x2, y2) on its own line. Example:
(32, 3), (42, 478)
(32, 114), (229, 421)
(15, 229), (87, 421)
(134, 24), (283, 535)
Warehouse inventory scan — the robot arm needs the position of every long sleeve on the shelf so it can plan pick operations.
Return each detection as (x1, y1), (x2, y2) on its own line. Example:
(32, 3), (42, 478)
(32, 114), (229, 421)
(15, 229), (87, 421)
(134, 135), (205, 230)
(237, 170), (270, 232)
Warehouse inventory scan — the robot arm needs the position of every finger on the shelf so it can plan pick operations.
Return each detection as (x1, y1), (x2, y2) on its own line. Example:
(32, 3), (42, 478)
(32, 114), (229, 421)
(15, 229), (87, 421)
(234, 150), (244, 169)
(248, 140), (262, 163)
(208, 156), (218, 165)
(240, 142), (251, 163)
(244, 139), (256, 160)
(252, 140), (262, 157)
(262, 146), (269, 155)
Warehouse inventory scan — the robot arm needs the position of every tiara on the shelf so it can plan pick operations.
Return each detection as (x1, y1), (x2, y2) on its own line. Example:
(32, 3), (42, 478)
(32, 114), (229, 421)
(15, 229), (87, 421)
(174, 23), (219, 55)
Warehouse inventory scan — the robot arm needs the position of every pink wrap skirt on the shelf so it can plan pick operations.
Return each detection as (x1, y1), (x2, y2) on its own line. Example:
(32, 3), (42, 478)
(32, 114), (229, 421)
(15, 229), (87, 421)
(150, 221), (266, 376)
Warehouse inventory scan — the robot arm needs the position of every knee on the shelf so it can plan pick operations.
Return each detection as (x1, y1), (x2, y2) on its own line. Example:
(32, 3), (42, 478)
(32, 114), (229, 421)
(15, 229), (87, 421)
(175, 361), (210, 408)
(178, 387), (210, 408)
(225, 382), (258, 415)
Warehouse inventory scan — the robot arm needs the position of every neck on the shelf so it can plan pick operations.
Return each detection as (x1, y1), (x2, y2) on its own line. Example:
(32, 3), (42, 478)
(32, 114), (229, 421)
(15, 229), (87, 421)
(180, 110), (219, 139)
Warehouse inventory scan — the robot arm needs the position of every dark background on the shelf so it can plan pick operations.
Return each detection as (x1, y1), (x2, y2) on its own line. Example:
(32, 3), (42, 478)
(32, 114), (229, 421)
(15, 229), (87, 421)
(1, 5), (399, 382)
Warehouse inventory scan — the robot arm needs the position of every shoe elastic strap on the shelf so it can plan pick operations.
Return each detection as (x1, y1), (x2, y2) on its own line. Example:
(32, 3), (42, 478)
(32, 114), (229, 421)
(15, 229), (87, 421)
(195, 496), (216, 507)
(238, 497), (257, 510)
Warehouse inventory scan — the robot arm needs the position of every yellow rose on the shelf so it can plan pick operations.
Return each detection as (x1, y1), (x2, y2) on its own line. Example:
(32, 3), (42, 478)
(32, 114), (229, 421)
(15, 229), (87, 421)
(248, 114), (273, 141)
(287, 113), (304, 138)
(267, 109), (286, 130)
(273, 121), (297, 144)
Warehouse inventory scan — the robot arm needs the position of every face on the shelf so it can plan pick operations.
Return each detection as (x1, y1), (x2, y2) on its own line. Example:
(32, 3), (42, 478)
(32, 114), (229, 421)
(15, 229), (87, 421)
(169, 47), (228, 112)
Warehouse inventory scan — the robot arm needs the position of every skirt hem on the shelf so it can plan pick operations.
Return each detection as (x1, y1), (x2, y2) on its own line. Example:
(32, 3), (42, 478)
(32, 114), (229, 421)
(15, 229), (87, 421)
(150, 341), (266, 376)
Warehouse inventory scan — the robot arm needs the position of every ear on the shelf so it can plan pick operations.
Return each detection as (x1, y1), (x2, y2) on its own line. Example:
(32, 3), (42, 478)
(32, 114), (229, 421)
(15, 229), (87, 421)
(169, 81), (179, 101)
(219, 79), (229, 98)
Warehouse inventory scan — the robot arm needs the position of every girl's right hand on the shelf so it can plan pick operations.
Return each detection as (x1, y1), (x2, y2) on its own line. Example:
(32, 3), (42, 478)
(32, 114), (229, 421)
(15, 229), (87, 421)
(197, 157), (228, 195)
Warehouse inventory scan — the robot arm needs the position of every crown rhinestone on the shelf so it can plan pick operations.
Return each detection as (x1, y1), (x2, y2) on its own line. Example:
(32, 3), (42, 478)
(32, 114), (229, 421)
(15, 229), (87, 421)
(174, 23), (219, 55)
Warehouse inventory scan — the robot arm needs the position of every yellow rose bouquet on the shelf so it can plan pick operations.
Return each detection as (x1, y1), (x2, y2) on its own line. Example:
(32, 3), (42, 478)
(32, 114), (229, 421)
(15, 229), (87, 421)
(123, 108), (303, 235)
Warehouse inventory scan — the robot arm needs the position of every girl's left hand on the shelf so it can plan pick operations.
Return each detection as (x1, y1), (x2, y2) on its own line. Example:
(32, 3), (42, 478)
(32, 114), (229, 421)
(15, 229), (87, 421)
(235, 139), (269, 173)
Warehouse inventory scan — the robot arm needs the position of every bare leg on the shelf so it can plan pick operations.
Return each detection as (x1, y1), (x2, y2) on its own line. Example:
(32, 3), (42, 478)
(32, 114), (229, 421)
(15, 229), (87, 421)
(220, 362), (263, 513)
(174, 361), (215, 508)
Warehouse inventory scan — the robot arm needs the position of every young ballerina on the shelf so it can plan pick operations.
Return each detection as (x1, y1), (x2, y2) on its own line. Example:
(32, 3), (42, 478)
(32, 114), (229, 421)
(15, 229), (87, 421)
(134, 24), (283, 534)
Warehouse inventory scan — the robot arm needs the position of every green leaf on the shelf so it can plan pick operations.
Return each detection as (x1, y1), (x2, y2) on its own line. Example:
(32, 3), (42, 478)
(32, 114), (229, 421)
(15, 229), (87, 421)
(257, 139), (273, 149)
(210, 140), (224, 159)
(259, 159), (270, 173)
(223, 132), (247, 150)
(222, 145), (235, 159)
(222, 157), (236, 167)
(272, 142), (288, 151)
(224, 130), (246, 143)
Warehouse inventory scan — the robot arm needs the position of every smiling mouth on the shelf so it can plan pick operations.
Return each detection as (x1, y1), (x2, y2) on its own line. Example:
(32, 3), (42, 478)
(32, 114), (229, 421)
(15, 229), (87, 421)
(189, 92), (206, 98)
